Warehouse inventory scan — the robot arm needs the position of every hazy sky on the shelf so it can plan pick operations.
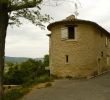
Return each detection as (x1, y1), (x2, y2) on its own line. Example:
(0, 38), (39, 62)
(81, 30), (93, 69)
(5, 0), (110, 58)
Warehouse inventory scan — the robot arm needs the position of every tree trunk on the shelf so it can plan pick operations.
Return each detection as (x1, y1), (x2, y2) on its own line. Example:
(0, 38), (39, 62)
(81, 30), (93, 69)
(0, 5), (9, 100)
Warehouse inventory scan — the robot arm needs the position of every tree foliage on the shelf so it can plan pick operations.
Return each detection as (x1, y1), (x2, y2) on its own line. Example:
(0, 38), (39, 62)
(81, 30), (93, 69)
(7, 0), (51, 28)
(0, 0), (51, 99)
(4, 55), (49, 85)
(43, 55), (49, 67)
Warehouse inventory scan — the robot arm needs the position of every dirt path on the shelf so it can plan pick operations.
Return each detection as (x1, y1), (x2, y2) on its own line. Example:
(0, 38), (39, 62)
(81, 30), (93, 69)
(20, 72), (110, 100)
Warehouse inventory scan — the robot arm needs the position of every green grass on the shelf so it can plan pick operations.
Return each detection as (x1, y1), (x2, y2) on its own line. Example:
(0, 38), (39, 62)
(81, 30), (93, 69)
(4, 87), (30, 100)
(4, 75), (53, 100)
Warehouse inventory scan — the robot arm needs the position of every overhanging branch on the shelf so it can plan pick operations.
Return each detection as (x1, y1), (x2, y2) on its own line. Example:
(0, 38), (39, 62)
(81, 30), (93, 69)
(8, 0), (42, 12)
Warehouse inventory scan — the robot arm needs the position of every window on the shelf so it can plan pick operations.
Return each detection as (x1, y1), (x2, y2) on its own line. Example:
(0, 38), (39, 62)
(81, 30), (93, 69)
(68, 26), (75, 39)
(101, 51), (103, 57)
(66, 55), (69, 63)
(61, 26), (75, 40)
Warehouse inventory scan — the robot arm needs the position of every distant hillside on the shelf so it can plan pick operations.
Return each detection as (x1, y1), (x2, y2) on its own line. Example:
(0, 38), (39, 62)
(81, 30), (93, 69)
(5, 56), (44, 64)
(5, 56), (29, 63)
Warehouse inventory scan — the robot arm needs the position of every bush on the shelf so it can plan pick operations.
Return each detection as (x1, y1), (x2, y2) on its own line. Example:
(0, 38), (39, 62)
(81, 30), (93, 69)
(4, 65), (25, 85)
(37, 75), (52, 83)
(4, 57), (50, 85)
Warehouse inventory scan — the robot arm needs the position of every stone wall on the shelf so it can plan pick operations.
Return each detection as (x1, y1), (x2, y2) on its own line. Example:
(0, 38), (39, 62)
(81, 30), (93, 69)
(49, 22), (110, 78)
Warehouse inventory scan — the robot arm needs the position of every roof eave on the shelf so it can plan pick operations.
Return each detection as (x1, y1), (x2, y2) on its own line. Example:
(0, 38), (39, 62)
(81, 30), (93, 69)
(47, 20), (110, 35)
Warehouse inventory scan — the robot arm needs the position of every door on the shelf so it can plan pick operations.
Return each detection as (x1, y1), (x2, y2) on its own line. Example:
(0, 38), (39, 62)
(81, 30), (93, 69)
(97, 58), (101, 75)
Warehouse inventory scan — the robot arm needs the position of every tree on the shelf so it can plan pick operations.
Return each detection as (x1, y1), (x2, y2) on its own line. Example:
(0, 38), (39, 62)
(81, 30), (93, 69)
(20, 59), (43, 80)
(4, 64), (24, 85)
(0, 0), (51, 99)
(4, 59), (45, 85)
(43, 54), (49, 67)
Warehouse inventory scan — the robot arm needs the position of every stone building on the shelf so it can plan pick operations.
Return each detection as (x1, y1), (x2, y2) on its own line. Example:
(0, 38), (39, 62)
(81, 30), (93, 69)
(47, 15), (110, 78)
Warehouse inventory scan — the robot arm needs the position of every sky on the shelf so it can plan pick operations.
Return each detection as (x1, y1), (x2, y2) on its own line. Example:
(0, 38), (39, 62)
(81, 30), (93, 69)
(5, 0), (110, 58)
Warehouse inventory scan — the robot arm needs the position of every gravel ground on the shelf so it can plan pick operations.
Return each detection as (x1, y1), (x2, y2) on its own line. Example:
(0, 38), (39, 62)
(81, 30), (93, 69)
(20, 72), (110, 100)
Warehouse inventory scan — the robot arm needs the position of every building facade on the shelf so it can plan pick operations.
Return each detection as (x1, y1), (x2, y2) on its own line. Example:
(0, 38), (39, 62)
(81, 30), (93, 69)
(47, 15), (110, 78)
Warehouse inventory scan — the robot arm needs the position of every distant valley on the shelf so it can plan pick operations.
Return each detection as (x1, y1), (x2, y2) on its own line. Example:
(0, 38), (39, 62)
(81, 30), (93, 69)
(5, 56), (43, 63)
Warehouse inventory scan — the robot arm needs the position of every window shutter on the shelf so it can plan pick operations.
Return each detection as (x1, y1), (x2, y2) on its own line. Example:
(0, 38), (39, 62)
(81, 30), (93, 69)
(61, 27), (68, 39)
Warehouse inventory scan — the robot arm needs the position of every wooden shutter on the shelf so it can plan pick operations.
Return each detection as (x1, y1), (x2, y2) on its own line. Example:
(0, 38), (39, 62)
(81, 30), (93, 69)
(61, 27), (68, 39)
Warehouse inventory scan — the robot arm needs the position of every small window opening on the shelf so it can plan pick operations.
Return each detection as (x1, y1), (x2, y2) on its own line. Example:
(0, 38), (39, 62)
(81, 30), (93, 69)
(68, 26), (75, 39)
(101, 51), (103, 57)
(105, 37), (108, 46)
(66, 55), (68, 63)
